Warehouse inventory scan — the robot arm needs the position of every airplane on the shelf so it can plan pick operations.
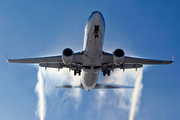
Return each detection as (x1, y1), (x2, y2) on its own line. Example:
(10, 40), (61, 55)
(7, 11), (173, 92)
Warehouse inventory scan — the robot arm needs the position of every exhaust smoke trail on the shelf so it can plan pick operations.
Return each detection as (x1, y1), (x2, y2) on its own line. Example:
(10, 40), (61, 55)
(129, 69), (143, 120)
(35, 68), (46, 120)
(33, 67), (81, 119)
(41, 68), (82, 110)
(98, 68), (143, 119)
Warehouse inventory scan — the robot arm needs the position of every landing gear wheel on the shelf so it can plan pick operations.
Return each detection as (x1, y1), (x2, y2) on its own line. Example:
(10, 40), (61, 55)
(74, 70), (76, 76)
(103, 70), (106, 76)
(107, 70), (110, 76)
(78, 70), (81, 76)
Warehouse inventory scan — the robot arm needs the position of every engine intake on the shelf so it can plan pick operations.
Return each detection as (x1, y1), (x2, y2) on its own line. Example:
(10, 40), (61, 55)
(113, 49), (125, 65)
(62, 48), (73, 65)
(114, 49), (124, 57)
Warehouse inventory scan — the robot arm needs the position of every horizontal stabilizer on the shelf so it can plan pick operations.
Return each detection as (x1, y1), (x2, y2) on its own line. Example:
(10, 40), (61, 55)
(94, 83), (133, 89)
(56, 84), (84, 89)
(56, 83), (133, 89)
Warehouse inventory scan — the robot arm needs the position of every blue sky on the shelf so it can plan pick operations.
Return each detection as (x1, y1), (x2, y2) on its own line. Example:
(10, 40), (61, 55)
(0, 1), (179, 120)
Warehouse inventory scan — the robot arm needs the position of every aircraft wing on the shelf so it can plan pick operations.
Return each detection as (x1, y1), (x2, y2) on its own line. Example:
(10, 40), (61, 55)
(7, 55), (62, 63)
(102, 52), (173, 70)
(123, 56), (174, 65)
(7, 52), (83, 70)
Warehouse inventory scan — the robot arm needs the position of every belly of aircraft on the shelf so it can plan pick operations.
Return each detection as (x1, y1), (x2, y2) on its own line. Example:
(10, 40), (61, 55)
(81, 11), (105, 91)
(81, 68), (99, 91)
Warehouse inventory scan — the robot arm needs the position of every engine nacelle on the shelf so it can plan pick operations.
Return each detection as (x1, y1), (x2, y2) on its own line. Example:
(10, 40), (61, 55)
(113, 49), (125, 65)
(62, 48), (73, 65)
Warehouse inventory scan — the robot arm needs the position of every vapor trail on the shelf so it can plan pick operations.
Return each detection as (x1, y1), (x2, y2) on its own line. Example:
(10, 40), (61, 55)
(41, 68), (82, 110)
(35, 68), (46, 120)
(129, 69), (143, 120)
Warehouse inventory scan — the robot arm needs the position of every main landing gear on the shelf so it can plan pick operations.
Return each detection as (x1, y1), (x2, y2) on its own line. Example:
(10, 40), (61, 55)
(103, 70), (110, 76)
(74, 70), (81, 76)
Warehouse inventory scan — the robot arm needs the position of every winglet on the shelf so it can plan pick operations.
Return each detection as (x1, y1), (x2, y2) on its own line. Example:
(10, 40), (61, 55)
(6, 53), (9, 62)
(172, 55), (174, 62)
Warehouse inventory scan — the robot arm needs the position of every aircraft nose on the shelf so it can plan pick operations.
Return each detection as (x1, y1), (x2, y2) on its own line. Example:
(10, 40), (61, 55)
(86, 11), (105, 32)
(91, 11), (105, 28)
(87, 11), (104, 23)
(92, 11), (103, 20)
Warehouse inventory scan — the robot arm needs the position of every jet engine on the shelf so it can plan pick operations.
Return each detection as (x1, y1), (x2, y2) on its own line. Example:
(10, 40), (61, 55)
(62, 48), (73, 65)
(113, 49), (125, 65)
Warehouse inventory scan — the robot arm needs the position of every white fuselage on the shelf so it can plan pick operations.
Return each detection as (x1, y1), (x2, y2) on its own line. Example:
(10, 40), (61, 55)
(81, 11), (105, 91)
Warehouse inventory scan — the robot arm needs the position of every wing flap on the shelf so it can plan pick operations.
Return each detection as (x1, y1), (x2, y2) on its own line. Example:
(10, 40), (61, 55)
(39, 62), (83, 70)
(102, 52), (173, 65)
(120, 63), (143, 69)
(7, 52), (83, 66)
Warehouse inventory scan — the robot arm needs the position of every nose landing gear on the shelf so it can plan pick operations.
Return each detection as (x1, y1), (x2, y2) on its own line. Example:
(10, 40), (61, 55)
(74, 70), (81, 76)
